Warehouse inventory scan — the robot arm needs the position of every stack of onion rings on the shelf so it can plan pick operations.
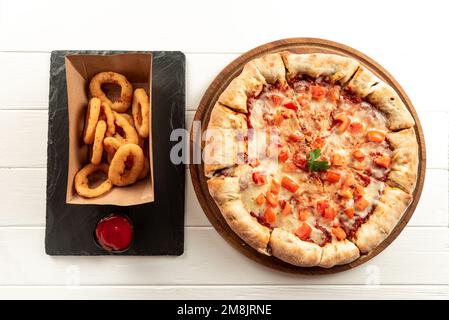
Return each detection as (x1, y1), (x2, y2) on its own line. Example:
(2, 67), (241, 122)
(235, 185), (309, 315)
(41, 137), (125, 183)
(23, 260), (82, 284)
(74, 163), (113, 198)
(74, 72), (151, 198)
(89, 72), (133, 112)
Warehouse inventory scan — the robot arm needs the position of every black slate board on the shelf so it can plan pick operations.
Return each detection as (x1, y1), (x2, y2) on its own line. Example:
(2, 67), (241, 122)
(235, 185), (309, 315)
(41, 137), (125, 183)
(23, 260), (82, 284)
(45, 51), (186, 255)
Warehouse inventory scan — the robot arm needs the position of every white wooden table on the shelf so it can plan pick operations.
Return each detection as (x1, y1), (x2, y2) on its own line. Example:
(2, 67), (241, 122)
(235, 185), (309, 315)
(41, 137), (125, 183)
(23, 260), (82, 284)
(0, 0), (448, 299)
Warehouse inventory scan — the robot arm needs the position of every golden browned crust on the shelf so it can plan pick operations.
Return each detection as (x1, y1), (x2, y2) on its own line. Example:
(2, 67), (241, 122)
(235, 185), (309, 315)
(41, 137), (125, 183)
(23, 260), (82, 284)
(280, 52), (360, 84)
(204, 103), (247, 177)
(386, 128), (419, 193)
(246, 53), (286, 86)
(218, 67), (265, 113)
(208, 103), (248, 129)
(366, 82), (415, 130)
(345, 66), (380, 97)
(319, 240), (360, 268)
(270, 228), (322, 266)
(218, 53), (287, 113)
(207, 177), (271, 254)
(354, 186), (412, 253)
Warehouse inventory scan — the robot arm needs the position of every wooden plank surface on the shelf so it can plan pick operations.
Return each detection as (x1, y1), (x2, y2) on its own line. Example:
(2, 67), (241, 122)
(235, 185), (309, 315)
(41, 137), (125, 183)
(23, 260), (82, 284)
(0, 227), (447, 285)
(0, 285), (447, 300)
(0, 0), (447, 300)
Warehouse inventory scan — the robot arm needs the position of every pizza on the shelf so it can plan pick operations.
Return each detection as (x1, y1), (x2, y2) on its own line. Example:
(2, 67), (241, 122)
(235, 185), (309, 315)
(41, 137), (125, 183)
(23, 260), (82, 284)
(203, 52), (418, 268)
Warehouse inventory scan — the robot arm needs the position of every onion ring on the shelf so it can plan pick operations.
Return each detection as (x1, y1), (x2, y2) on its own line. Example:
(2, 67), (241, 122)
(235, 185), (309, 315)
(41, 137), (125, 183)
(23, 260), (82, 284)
(138, 157), (150, 180)
(74, 163), (113, 198)
(104, 136), (123, 163)
(99, 101), (116, 137)
(89, 72), (133, 112)
(118, 113), (134, 126)
(83, 98), (101, 144)
(91, 120), (107, 165)
(116, 112), (145, 148)
(109, 144), (145, 186)
(83, 98), (115, 144)
(132, 88), (150, 138)
(113, 112), (139, 144)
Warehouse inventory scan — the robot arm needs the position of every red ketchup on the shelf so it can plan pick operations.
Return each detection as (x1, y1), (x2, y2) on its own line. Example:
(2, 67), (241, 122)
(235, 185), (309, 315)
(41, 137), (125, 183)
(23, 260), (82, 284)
(95, 214), (134, 252)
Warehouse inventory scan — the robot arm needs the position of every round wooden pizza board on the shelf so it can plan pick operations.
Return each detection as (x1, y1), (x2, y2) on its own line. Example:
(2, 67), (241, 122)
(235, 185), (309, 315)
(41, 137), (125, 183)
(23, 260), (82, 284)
(189, 38), (426, 274)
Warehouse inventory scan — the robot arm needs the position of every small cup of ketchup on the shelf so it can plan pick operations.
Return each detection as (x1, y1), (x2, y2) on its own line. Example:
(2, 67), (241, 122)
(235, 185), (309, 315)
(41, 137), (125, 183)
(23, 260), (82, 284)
(94, 214), (134, 253)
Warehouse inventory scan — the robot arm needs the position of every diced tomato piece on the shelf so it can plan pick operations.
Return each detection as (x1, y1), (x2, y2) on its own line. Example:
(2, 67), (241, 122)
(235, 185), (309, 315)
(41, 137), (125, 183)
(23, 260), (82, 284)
(273, 113), (284, 125)
(283, 102), (298, 111)
(298, 209), (309, 221)
(316, 200), (329, 215)
(344, 208), (355, 219)
(281, 202), (293, 216)
(349, 122), (364, 133)
(296, 96), (310, 109)
(264, 206), (276, 224)
(323, 207), (336, 220)
(289, 133), (302, 142)
(331, 154), (344, 166)
(312, 137), (325, 149)
(355, 197), (370, 211)
(255, 193), (266, 206)
(281, 176), (300, 193)
(327, 86), (341, 103)
(270, 179), (281, 194)
(325, 171), (341, 183)
(271, 95), (283, 106)
(252, 172), (267, 185)
(343, 174), (356, 187)
(266, 192), (278, 207)
(332, 227), (347, 240)
(311, 85), (326, 100)
(352, 149), (365, 161)
(339, 188), (353, 199)
(366, 130), (386, 143)
(374, 155), (391, 168)
(292, 152), (307, 170)
(283, 163), (298, 173)
(249, 158), (260, 168)
(354, 185), (365, 197)
(278, 150), (289, 163)
(295, 223), (312, 241)
(334, 113), (350, 133)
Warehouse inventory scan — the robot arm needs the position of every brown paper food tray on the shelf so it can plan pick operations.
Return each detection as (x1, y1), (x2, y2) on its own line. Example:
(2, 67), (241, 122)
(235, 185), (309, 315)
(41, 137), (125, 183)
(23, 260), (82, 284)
(65, 53), (154, 206)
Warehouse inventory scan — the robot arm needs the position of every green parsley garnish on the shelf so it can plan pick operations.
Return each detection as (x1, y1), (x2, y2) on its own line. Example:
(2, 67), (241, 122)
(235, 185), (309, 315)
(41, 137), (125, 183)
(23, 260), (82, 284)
(307, 149), (330, 172)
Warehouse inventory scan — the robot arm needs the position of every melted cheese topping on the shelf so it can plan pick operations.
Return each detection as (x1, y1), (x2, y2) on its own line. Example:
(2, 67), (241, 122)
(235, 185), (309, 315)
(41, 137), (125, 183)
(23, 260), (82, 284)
(218, 80), (392, 246)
